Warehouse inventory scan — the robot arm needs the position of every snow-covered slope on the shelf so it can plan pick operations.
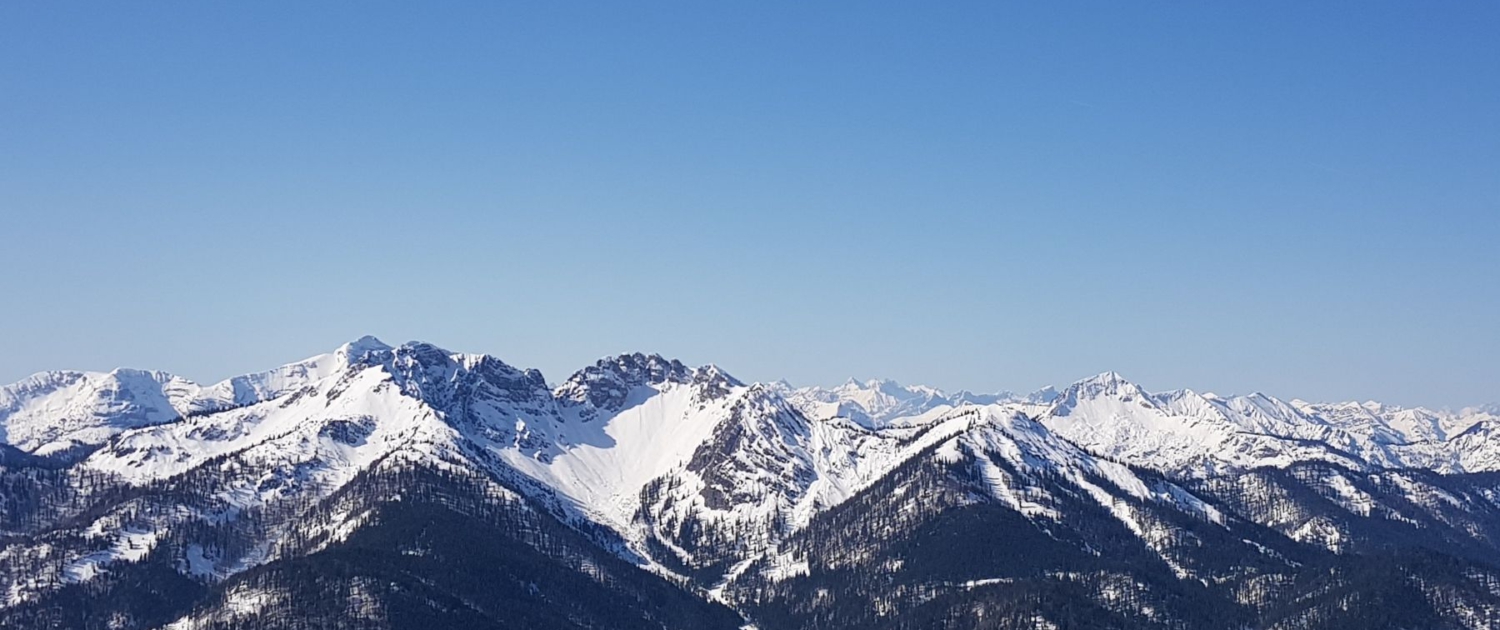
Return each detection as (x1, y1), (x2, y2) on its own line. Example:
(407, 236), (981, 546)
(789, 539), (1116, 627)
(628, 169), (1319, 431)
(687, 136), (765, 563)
(776, 378), (952, 427)
(0, 368), (196, 457)
(9, 343), (936, 590)
(2, 338), (1497, 612)
(1033, 371), (1500, 477)
(778, 378), (1052, 428)
(186, 335), (399, 412)
(1295, 399), (1493, 445)
(0, 336), (397, 459)
(489, 354), (750, 530)
(8, 342), (504, 596)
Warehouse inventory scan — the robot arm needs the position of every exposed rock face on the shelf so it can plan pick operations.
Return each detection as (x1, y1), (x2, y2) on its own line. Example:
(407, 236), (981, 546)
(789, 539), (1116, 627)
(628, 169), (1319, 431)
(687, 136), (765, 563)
(2, 338), (1499, 629)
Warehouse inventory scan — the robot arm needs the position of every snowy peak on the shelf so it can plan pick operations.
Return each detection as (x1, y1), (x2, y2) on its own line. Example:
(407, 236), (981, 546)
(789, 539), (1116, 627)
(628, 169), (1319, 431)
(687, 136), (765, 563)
(1024, 385), (1060, 404)
(857, 378), (942, 400)
(554, 353), (701, 414)
(337, 334), (393, 360)
(941, 405), (1224, 521)
(682, 383), (816, 512)
(180, 336), (400, 414)
(5, 339), (1496, 485)
(1044, 373), (1374, 474)
(376, 342), (556, 419)
(948, 389), (1017, 406)
(784, 377), (1018, 428)
(1060, 371), (1148, 401)
(0, 367), (209, 457)
(1047, 371), (1158, 420)
(1295, 399), (1467, 444)
(7, 337), (1500, 622)
(1031, 370), (1500, 477)
(689, 363), (745, 401)
(0, 337), (505, 459)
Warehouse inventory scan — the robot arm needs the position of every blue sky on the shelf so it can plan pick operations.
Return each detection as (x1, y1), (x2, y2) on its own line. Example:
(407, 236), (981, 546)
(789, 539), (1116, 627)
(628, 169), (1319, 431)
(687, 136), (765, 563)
(2, 2), (1496, 407)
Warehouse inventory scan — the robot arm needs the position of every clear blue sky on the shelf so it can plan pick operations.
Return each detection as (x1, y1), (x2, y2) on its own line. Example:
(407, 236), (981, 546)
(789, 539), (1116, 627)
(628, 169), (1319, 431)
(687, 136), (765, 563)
(2, 2), (1496, 408)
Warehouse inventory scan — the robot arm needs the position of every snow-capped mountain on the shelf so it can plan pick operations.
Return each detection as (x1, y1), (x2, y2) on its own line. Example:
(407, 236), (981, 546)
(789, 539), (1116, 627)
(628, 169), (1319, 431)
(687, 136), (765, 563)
(773, 378), (953, 427)
(1, 338), (1498, 629)
(0, 335), (399, 460)
(783, 370), (1499, 477)
(0, 368), (197, 458)
(776, 378), (1056, 428)
(1025, 370), (1500, 477)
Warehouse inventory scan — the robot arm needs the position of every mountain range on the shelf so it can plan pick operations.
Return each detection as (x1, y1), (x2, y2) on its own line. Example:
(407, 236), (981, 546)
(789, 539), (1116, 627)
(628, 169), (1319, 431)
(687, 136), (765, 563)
(1, 337), (1497, 629)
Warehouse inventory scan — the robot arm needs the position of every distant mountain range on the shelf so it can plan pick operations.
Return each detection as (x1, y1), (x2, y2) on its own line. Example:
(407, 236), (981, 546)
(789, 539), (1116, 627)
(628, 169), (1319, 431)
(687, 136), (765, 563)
(1, 337), (1497, 629)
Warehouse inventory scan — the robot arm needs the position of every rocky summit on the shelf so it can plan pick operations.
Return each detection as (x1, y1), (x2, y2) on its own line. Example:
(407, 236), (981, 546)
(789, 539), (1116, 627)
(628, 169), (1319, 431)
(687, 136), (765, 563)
(1, 338), (1498, 629)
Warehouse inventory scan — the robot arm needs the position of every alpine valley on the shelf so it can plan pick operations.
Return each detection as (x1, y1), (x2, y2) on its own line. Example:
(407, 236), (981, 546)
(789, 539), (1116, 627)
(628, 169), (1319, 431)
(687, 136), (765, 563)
(2, 337), (1499, 630)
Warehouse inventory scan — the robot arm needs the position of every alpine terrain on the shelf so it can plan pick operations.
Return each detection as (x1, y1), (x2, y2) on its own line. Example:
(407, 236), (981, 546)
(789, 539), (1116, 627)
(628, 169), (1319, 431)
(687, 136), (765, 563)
(1, 337), (1498, 629)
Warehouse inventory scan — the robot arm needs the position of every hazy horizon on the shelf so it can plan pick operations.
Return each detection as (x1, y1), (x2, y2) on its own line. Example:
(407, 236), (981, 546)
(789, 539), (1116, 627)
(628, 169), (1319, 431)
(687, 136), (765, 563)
(4, 333), (1495, 413)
